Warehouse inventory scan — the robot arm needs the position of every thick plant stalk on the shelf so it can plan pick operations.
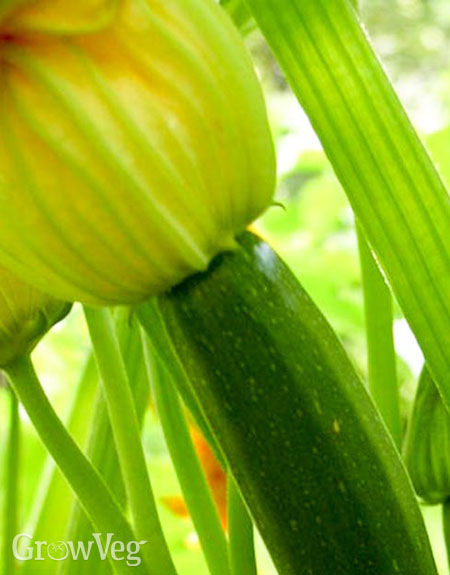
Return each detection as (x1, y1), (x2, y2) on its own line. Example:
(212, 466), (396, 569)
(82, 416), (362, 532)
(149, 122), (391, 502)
(141, 332), (229, 575)
(357, 227), (401, 449)
(4, 355), (147, 575)
(244, 0), (450, 407)
(83, 306), (177, 575)
(2, 387), (20, 575)
(227, 472), (257, 575)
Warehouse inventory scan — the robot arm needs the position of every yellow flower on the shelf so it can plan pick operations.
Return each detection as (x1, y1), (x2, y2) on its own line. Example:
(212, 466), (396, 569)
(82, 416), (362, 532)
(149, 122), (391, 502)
(0, 0), (275, 305)
(0, 263), (70, 366)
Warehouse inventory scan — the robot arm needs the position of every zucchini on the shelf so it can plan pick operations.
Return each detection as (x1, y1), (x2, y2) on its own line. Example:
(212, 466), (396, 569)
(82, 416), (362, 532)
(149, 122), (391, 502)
(145, 231), (436, 575)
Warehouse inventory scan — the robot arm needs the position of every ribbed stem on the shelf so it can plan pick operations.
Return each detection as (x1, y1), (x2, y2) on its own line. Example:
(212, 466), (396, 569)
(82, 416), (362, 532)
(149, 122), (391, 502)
(245, 0), (450, 406)
(83, 306), (177, 575)
(227, 472), (257, 575)
(141, 331), (229, 575)
(4, 355), (145, 575)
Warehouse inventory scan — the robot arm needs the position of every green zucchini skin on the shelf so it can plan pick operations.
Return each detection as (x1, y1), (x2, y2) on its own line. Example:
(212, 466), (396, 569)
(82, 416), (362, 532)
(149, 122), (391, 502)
(155, 232), (436, 575)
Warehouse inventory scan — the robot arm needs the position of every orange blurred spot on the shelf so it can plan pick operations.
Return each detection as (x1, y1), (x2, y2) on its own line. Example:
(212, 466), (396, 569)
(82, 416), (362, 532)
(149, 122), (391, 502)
(161, 496), (190, 519)
(191, 426), (227, 529)
(160, 424), (228, 530)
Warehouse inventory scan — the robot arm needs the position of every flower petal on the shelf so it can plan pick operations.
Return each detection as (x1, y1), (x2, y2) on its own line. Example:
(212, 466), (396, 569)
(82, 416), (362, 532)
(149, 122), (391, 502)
(4, 0), (119, 35)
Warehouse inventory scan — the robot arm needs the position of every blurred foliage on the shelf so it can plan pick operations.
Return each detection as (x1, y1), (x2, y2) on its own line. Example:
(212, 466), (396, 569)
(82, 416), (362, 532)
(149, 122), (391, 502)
(1, 0), (450, 573)
(361, 0), (450, 129)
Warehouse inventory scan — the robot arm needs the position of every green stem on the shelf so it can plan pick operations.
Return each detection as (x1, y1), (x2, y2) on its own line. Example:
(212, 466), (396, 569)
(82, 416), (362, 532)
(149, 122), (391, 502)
(3, 355), (146, 575)
(351, 0), (401, 449)
(357, 226), (402, 449)
(245, 0), (450, 408)
(23, 353), (98, 566)
(137, 300), (222, 463)
(60, 388), (119, 575)
(141, 331), (229, 575)
(227, 472), (257, 575)
(83, 306), (177, 575)
(3, 387), (20, 575)
(61, 311), (151, 575)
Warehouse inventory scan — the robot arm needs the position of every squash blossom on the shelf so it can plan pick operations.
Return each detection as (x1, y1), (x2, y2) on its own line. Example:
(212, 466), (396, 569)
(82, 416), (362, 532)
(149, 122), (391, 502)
(0, 263), (70, 367)
(0, 0), (275, 305)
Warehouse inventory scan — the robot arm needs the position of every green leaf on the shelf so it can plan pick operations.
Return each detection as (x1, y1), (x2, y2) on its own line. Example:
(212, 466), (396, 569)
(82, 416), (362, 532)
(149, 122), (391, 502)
(245, 0), (450, 405)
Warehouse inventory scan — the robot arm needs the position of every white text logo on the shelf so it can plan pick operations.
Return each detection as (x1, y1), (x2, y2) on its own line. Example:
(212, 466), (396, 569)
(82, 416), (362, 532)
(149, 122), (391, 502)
(12, 533), (147, 567)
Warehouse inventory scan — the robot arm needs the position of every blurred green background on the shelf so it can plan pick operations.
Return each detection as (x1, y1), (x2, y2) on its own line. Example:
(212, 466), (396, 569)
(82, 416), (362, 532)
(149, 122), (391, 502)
(1, 0), (449, 573)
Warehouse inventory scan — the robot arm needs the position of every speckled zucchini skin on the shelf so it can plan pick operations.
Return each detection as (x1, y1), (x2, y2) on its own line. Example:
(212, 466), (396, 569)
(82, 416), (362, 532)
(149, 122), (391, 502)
(156, 232), (436, 575)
